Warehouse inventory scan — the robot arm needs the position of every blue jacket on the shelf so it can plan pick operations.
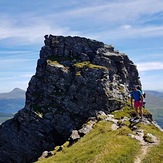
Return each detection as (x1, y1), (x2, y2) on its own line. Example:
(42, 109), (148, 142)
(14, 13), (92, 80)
(131, 89), (142, 101)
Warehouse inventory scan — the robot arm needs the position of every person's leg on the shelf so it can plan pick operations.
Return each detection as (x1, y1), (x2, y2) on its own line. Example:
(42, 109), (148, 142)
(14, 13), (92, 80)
(137, 100), (143, 119)
(134, 101), (140, 118)
(135, 107), (139, 118)
(139, 106), (143, 119)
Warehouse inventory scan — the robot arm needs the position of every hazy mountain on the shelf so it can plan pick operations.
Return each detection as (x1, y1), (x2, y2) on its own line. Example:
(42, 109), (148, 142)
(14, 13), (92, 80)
(0, 88), (25, 123)
(0, 112), (13, 124)
(0, 88), (26, 99)
(145, 90), (163, 107)
(145, 90), (163, 99)
(145, 90), (163, 128)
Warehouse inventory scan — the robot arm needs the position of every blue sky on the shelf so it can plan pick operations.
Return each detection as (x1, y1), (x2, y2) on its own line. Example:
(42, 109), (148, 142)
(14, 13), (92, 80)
(0, 0), (163, 92)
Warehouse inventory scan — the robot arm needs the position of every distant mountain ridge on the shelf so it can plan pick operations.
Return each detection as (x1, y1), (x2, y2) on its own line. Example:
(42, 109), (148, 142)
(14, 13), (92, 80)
(144, 90), (163, 128)
(145, 90), (163, 107)
(145, 90), (163, 99)
(0, 112), (13, 124)
(0, 88), (25, 116)
(0, 88), (25, 99)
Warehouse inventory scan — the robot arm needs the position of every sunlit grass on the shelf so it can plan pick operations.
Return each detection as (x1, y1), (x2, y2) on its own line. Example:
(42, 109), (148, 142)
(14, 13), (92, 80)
(112, 105), (152, 120)
(47, 59), (64, 67)
(37, 105), (163, 163)
(137, 124), (163, 163)
(73, 61), (108, 70)
(37, 121), (140, 163)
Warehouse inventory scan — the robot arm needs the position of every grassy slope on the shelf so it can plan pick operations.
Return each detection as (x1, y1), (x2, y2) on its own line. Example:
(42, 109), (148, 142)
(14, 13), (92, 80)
(38, 122), (140, 163)
(37, 106), (163, 163)
(138, 124), (163, 163)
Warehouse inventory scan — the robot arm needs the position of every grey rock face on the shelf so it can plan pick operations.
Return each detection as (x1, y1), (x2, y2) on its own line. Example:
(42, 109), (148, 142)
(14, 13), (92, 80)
(0, 35), (141, 163)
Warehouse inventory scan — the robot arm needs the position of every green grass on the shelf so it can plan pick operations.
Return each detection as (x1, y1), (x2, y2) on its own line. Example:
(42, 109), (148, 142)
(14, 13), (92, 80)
(73, 61), (108, 70)
(37, 105), (163, 163)
(47, 59), (64, 67)
(138, 124), (163, 163)
(118, 85), (125, 93)
(37, 121), (140, 163)
(112, 105), (132, 119)
(112, 104), (152, 120)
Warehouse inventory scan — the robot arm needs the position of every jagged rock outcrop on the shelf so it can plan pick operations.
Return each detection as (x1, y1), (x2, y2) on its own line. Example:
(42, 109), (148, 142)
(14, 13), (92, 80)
(0, 35), (141, 163)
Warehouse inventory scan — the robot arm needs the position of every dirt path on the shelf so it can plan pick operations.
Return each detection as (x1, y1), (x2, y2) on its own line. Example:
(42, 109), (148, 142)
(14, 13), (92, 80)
(109, 116), (160, 163)
(135, 142), (151, 163)
(134, 133), (160, 163)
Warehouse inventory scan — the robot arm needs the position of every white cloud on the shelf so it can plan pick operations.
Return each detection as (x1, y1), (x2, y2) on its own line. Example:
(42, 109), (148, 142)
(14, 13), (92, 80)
(137, 62), (163, 71)
(0, 23), (77, 45)
(0, 72), (33, 81)
(0, 14), (80, 45)
(121, 25), (132, 30)
(0, 50), (33, 55)
(51, 0), (163, 28)
(86, 25), (163, 43)
(19, 74), (34, 78)
(0, 0), (163, 92)
(0, 59), (34, 66)
(1, 0), (163, 45)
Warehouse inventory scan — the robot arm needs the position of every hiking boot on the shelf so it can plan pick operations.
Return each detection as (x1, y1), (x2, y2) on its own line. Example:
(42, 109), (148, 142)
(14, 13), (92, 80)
(140, 117), (144, 122)
(134, 117), (140, 120)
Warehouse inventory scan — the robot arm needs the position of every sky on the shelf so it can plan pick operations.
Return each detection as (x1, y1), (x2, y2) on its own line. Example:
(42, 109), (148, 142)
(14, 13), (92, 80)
(0, 0), (163, 93)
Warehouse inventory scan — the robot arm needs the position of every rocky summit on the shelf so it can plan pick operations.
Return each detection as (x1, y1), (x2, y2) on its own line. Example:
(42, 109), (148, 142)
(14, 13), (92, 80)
(0, 35), (141, 163)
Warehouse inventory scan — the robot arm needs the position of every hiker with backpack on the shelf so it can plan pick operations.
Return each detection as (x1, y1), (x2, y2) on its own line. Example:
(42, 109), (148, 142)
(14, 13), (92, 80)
(136, 85), (146, 108)
(130, 85), (144, 120)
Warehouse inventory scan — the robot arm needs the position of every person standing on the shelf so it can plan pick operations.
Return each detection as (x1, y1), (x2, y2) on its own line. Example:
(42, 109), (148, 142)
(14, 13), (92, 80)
(136, 85), (146, 108)
(130, 86), (144, 119)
